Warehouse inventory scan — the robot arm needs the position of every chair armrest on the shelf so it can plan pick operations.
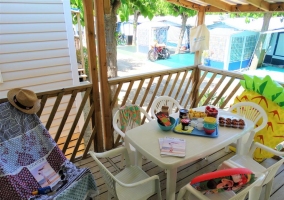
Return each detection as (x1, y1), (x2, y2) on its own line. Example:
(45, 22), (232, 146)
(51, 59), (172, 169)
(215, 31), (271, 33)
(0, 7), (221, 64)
(89, 147), (128, 159)
(249, 142), (284, 157)
(140, 107), (154, 122)
(113, 110), (126, 138)
(113, 121), (126, 138)
(116, 174), (160, 188)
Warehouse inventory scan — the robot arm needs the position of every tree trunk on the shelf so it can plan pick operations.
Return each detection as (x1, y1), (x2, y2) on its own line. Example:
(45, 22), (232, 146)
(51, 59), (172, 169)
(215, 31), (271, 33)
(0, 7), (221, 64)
(175, 13), (188, 54)
(249, 13), (272, 71)
(104, 10), (118, 78)
(132, 10), (140, 46)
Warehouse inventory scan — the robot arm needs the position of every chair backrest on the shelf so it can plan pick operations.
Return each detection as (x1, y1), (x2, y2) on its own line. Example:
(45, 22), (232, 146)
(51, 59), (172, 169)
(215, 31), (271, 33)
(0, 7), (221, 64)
(229, 102), (268, 133)
(151, 96), (183, 119)
(178, 173), (265, 200)
(113, 105), (152, 138)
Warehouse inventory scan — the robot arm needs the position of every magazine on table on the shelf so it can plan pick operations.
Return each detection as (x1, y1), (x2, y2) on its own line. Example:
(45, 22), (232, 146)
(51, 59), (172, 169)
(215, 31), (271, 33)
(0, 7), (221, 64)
(27, 157), (61, 188)
(159, 137), (186, 157)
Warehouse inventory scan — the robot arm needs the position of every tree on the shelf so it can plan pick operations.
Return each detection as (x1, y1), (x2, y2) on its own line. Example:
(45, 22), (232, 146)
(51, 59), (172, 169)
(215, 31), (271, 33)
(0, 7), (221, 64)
(70, 0), (85, 26)
(249, 13), (272, 70)
(118, 0), (156, 46)
(159, 2), (196, 54)
(71, 0), (159, 78)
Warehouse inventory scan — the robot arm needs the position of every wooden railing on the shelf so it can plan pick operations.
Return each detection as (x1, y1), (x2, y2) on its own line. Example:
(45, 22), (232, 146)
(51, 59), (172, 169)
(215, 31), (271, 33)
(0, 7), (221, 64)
(109, 65), (249, 110)
(109, 66), (196, 112)
(0, 84), (96, 162)
(2, 65), (283, 160)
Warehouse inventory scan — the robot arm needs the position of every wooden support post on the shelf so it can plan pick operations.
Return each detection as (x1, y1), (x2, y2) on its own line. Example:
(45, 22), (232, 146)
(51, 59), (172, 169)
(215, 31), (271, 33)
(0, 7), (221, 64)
(83, 0), (104, 152)
(94, 0), (114, 150)
(192, 7), (205, 108)
(104, 0), (111, 14)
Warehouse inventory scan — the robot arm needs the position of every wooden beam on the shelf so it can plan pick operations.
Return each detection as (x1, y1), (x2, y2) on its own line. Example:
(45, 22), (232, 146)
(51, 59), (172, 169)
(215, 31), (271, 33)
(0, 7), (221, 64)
(246, 0), (270, 11)
(167, 0), (201, 11)
(191, 7), (205, 108)
(167, 0), (231, 12)
(198, 0), (231, 12)
(167, 0), (284, 13)
(94, 0), (114, 150)
(270, 3), (284, 13)
(83, 0), (104, 152)
(104, 0), (111, 14)
(196, 7), (205, 26)
(205, 3), (284, 13)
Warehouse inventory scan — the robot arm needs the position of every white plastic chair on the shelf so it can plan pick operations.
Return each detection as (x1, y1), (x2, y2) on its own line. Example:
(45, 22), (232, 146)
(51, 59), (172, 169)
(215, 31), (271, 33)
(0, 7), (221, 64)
(177, 173), (265, 200)
(151, 96), (183, 119)
(113, 105), (153, 167)
(219, 141), (284, 200)
(225, 102), (268, 154)
(89, 147), (162, 200)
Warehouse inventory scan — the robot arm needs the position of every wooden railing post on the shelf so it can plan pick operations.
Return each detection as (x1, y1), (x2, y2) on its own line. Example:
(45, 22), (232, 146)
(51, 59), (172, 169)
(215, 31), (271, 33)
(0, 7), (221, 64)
(83, 0), (104, 152)
(94, 0), (114, 150)
(191, 7), (205, 108)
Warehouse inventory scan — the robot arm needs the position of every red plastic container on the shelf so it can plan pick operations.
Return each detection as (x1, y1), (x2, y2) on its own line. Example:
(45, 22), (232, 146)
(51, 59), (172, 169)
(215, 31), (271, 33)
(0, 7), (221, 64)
(203, 127), (215, 135)
(205, 106), (218, 118)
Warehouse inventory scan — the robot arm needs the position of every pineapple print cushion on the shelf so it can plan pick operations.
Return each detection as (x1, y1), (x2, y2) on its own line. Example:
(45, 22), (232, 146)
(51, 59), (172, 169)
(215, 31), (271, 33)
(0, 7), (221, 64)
(233, 75), (284, 162)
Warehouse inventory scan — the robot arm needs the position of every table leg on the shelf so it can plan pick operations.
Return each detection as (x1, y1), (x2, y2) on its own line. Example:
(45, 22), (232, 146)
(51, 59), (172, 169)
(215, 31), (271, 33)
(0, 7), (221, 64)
(236, 136), (245, 155)
(135, 150), (142, 168)
(166, 168), (177, 200)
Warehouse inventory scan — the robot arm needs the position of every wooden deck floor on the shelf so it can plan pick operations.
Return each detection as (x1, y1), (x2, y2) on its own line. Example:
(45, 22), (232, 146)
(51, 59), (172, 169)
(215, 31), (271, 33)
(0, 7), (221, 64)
(75, 149), (284, 200)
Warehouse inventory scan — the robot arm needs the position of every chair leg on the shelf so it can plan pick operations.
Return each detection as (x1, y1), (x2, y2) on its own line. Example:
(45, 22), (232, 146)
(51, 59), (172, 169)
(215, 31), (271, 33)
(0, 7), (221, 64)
(249, 186), (262, 200)
(264, 179), (274, 200)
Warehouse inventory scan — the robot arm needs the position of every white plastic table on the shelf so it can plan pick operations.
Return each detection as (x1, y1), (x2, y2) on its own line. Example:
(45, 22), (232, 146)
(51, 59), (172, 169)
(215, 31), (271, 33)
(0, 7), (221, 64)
(125, 107), (254, 200)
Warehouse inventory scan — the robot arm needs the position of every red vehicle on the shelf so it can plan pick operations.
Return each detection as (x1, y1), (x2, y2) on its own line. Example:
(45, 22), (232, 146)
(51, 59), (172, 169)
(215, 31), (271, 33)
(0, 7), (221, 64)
(148, 43), (170, 62)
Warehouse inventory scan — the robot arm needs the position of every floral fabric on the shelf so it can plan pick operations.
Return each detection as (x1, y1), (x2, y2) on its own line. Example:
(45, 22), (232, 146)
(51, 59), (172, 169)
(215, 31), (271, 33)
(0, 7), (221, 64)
(119, 105), (141, 133)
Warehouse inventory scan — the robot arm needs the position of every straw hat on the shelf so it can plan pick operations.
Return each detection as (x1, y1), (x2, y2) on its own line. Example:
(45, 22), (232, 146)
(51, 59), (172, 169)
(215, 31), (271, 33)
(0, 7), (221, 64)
(7, 88), (40, 114)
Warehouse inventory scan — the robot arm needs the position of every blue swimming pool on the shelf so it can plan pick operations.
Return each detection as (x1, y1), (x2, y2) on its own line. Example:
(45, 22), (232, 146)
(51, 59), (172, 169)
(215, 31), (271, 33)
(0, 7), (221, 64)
(155, 53), (195, 68)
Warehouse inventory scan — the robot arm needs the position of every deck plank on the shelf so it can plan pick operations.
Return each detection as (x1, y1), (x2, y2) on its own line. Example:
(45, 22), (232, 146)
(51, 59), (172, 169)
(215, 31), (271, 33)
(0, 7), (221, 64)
(75, 150), (284, 200)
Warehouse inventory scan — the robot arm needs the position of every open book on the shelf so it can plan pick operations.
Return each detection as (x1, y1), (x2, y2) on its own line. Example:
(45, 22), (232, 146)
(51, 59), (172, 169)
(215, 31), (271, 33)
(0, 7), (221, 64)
(159, 137), (186, 157)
